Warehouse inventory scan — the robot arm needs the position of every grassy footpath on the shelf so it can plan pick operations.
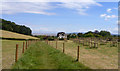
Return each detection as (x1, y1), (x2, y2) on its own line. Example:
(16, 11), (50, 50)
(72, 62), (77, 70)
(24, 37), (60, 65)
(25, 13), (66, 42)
(12, 41), (89, 69)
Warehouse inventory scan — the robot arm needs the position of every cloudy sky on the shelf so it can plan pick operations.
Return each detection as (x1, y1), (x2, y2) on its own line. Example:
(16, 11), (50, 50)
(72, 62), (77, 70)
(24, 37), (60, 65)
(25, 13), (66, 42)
(0, 0), (119, 34)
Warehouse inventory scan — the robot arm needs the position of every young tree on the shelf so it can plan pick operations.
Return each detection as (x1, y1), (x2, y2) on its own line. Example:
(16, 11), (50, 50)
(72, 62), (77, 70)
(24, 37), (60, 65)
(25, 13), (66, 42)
(77, 33), (83, 37)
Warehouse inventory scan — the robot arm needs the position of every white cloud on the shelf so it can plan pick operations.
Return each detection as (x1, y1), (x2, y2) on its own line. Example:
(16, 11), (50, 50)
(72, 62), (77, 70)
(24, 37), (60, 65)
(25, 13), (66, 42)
(100, 14), (117, 20)
(100, 7), (118, 22)
(57, 1), (102, 15)
(1, 2), (56, 15)
(100, 14), (107, 17)
(1, 0), (102, 15)
(107, 8), (112, 13)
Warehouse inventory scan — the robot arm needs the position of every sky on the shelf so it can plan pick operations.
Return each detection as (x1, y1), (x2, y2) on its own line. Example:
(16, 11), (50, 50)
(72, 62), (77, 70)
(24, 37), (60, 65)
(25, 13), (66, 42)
(0, 1), (119, 35)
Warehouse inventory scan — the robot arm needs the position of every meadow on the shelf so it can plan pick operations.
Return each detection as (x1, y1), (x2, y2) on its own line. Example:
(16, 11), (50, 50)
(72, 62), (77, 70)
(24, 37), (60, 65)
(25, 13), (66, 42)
(2, 40), (25, 69)
(1, 30), (118, 69)
(2, 39), (118, 69)
(48, 40), (118, 69)
(0, 30), (38, 39)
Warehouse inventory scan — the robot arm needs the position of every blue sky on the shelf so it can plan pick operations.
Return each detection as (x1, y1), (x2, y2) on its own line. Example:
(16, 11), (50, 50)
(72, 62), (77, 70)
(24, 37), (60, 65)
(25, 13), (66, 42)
(1, 2), (119, 34)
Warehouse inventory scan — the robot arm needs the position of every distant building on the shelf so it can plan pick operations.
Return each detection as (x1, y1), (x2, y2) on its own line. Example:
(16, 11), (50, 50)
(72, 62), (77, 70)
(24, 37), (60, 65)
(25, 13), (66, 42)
(57, 32), (67, 39)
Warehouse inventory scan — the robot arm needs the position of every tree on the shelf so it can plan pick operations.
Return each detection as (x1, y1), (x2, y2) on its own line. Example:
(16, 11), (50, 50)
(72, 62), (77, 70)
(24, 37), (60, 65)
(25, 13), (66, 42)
(84, 33), (94, 37)
(77, 33), (83, 37)
(85, 31), (93, 34)
(67, 34), (71, 40)
(99, 30), (111, 37)
(94, 30), (99, 34)
(94, 34), (101, 37)
(1, 18), (32, 35)
(71, 33), (77, 38)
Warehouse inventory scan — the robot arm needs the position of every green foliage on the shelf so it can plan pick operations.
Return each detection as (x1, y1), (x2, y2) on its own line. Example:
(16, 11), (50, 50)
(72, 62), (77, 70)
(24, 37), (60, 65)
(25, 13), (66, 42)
(59, 38), (64, 40)
(67, 34), (71, 40)
(48, 36), (55, 41)
(0, 23), (2, 29)
(94, 34), (102, 37)
(0, 18), (32, 35)
(83, 33), (94, 37)
(66, 33), (77, 39)
(66, 30), (111, 39)
(77, 33), (83, 37)
(99, 30), (111, 37)
(71, 33), (77, 38)
(34, 35), (46, 40)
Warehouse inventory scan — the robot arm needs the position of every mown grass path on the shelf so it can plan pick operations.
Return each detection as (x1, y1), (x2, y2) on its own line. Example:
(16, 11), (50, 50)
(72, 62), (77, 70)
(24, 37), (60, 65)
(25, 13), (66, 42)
(12, 41), (89, 69)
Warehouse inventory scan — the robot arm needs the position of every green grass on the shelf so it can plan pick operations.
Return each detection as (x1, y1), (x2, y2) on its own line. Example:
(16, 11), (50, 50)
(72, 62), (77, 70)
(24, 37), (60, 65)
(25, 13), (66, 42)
(48, 40), (118, 69)
(1, 30), (38, 39)
(2, 40), (25, 69)
(12, 41), (89, 69)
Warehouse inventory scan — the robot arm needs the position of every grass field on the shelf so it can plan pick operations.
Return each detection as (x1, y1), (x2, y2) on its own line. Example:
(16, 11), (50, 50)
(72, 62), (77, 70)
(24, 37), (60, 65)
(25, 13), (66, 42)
(2, 40), (26, 69)
(2, 39), (118, 69)
(0, 30), (38, 39)
(12, 41), (89, 69)
(48, 40), (118, 69)
(2, 40), (89, 69)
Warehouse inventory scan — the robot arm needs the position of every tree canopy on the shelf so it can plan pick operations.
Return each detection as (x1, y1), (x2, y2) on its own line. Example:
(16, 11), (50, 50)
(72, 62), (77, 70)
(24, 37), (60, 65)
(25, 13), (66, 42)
(0, 18), (32, 35)
(67, 30), (111, 39)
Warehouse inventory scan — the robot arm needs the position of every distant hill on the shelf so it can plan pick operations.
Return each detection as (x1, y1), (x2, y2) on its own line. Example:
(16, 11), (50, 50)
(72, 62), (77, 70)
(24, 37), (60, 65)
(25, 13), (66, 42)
(0, 30), (38, 39)
(0, 18), (32, 35)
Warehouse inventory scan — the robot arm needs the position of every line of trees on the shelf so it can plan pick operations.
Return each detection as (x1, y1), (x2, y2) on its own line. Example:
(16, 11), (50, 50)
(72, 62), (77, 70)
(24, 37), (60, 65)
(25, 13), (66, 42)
(34, 30), (114, 41)
(67, 30), (112, 39)
(0, 18), (32, 35)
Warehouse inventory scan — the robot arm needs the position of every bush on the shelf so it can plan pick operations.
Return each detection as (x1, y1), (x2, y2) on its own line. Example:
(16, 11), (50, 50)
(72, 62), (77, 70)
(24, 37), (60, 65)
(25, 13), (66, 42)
(59, 38), (64, 40)
(48, 36), (55, 41)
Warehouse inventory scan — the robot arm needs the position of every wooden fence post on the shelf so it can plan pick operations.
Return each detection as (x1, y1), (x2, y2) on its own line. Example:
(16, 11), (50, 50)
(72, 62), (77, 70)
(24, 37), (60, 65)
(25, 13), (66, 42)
(15, 44), (18, 62)
(26, 41), (27, 49)
(22, 42), (25, 53)
(63, 43), (65, 53)
(77, 46), (80, 61)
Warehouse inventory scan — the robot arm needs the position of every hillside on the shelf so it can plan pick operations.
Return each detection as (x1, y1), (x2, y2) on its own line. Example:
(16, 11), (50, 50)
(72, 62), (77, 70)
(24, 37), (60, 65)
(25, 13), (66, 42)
(0, 18), (32, 35)
(0, 30), (38, 39)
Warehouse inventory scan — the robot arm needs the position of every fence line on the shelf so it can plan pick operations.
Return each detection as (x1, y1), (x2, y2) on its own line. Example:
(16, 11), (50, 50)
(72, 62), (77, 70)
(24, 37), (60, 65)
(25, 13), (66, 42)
(14, 40), (39, 63)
